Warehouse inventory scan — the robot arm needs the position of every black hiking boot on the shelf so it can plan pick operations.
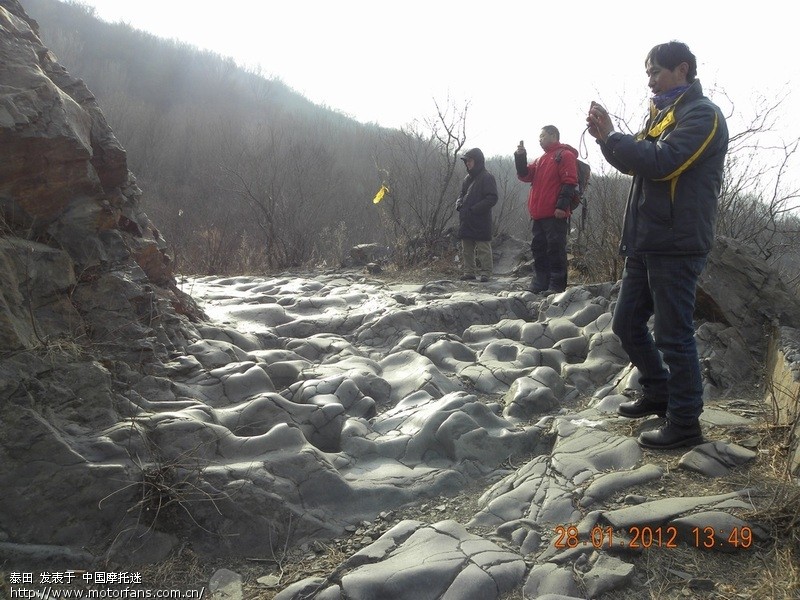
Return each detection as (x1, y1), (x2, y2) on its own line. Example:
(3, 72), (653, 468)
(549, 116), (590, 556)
(617, 390), (668, 418)
(637, 420), (704, 449)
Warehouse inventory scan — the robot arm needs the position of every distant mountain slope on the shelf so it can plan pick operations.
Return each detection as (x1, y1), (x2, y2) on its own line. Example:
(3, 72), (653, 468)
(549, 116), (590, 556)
(19, 0), (361, 126)
(17, 0), (395, 274)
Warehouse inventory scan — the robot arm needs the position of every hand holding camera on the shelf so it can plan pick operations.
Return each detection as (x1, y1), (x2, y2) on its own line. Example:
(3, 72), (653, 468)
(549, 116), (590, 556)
(587, 101), (614, 140)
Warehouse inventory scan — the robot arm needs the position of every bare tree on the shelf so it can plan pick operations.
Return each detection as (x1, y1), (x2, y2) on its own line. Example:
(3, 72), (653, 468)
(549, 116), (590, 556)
(372, 98), (468, 264)
(569, 167), (630, 282)
(28, 1), (387, 274)
(219, 116), (343, 270)
(486, 157), (528, 240)
(32, 0), (797, 282)
(716, 94), (800, 246)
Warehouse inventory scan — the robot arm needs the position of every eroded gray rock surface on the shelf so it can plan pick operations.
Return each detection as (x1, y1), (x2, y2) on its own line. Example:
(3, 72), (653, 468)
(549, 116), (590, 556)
(1, 262), (788, 598)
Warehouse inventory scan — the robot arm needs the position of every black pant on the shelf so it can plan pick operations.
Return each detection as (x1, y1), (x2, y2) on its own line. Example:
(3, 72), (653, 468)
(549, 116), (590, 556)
(530, 218), (568, 292)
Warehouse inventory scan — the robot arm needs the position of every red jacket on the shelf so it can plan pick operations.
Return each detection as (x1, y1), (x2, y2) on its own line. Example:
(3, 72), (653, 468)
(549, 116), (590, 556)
(517, 143), (579, 220)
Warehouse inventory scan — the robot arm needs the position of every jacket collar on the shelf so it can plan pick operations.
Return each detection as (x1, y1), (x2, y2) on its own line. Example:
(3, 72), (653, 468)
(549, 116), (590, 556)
(643, 80), (704, 139)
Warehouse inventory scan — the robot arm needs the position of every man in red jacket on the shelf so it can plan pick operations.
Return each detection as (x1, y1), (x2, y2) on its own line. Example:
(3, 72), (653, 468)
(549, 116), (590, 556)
(514, 126), (579, 293)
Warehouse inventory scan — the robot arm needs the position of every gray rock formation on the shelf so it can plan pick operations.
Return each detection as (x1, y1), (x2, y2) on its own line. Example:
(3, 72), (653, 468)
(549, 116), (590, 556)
(1, 2), (799, 598)
(766, 326), (800, 474)
(0, 0), (202, 356)
(1, 0), (203, 562)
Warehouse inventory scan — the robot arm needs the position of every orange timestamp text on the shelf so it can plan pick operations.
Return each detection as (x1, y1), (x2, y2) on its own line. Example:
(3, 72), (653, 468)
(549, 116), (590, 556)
(553, 524), (754, 550)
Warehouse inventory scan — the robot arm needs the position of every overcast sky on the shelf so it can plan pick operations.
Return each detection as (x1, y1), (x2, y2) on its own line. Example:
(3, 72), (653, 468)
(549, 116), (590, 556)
(57, 1), (799, 176)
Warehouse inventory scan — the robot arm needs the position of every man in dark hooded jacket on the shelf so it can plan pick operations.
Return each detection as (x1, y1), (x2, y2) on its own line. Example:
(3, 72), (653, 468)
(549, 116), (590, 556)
(456, 147), (498, 282)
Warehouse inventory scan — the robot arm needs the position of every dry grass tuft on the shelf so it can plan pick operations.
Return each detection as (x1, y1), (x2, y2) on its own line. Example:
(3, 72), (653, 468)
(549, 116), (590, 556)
(138, 545), (206, 588)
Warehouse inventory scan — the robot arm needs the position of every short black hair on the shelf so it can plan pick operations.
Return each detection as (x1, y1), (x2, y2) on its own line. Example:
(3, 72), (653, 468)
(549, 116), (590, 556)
(646, 41), (697, 82)
(541, 125), (560, 139)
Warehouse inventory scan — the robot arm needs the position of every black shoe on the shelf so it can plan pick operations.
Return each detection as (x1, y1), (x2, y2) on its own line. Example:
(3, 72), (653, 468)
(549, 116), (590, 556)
(459, 274), (476, 281)
(479, 275), (490, 282)
(528, 284), (547, 293)
(617, 390), (668, 418)
(637, 420), (703, 449)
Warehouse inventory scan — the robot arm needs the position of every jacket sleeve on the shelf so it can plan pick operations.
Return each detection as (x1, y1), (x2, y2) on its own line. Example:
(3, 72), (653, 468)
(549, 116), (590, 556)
(599, 135), (633, 174)
(515, 153), (535, 182)
(457, 175), (472, 202)
(556, 184), (577, 211)
(515, 151), (529, 177)
(556, 150), (579, 186)
(469, 173), (499, 213)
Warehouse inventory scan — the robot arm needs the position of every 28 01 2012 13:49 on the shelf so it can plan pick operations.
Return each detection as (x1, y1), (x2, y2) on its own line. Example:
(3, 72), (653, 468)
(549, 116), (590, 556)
(553, 524), (754, 550)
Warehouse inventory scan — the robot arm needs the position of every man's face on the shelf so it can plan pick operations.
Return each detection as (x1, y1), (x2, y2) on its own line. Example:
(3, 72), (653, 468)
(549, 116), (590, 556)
(646, 59), (689, 95)
(539, 129), (556, 151)
(464, 158), (475, 170)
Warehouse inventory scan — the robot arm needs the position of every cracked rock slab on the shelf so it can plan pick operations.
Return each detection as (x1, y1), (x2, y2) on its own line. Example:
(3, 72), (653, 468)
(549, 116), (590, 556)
(579, 553), (635, 597)
(601, 490), (751, 530)
(275, 519), (525, 600)
(669, 510), (767, 553)
(678, 441), (757, 477)
(469, 420), (641, 528)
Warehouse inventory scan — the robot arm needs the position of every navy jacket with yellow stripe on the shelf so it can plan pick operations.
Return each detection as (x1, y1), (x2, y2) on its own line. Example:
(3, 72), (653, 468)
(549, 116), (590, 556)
(600, 79), (729, 256)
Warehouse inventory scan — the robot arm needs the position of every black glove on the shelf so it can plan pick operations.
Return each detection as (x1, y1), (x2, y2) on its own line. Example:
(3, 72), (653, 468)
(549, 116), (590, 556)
(514, 152), (528, 177)
(556, 184), (577, 211)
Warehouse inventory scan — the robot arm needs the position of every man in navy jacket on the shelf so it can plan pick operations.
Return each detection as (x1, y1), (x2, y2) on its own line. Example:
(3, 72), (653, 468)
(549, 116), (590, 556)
(587, 41), (729, 449)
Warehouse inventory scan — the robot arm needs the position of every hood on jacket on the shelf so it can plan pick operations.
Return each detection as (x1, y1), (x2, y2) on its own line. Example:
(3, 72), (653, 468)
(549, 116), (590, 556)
(461, 147), (485, 173)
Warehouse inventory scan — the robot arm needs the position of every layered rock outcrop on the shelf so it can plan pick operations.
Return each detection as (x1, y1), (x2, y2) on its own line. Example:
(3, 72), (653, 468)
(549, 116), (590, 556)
(1, 0), (201, 355)
(1, 0), (203, 563)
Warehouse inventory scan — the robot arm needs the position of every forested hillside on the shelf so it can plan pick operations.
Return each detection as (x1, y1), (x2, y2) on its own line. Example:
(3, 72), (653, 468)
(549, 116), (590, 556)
(15, 0), (800, 289)
(19, 0), (532, 274)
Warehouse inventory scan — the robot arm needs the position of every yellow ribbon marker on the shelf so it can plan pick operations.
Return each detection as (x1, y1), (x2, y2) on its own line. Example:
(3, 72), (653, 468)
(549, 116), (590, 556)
(372, 184), (389, 204)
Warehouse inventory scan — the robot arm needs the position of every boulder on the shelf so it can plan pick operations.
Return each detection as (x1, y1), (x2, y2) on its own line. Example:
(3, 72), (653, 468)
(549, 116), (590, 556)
(698, 236), (800, 355)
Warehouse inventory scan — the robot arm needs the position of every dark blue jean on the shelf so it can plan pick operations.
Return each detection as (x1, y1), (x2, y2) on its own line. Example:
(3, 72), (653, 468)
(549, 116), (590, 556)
(611, 253), (707, 425)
